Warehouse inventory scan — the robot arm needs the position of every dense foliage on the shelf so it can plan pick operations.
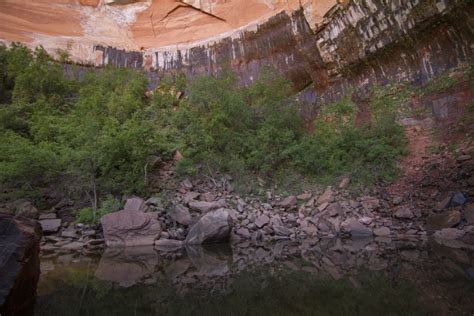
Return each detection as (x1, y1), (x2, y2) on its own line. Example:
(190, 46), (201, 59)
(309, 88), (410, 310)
(0, 44), (407, 208)
(0, 44), (173, 208)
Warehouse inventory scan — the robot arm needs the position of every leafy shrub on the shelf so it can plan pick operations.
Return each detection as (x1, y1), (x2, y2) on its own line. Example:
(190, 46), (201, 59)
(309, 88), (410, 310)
(174, 68), (303, 175)
(292, 94), (406, 185)
(74, 195), (122, 224)
(0, 44), (175, 206)
(0, 43), (409, 203)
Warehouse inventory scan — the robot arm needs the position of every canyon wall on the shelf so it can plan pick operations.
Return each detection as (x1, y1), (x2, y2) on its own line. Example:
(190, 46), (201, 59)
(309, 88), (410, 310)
(1, 0), (473, 97)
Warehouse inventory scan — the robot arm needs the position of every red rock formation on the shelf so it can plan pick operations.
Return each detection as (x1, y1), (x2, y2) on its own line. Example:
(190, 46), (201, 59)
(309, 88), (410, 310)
(0, 0), (472, 98)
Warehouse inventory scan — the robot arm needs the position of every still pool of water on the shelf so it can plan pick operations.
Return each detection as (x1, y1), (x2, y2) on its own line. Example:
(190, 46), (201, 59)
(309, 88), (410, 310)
(35, 238), (474, 316)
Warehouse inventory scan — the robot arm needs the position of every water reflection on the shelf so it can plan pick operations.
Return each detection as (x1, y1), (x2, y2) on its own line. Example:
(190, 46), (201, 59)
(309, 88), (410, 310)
(95, 246), (159, 287)
(36, 238), (474, 315)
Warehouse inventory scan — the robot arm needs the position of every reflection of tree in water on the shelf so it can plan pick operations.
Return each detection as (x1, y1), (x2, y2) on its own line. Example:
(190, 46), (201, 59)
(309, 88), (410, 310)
(35, 239), (474, 315)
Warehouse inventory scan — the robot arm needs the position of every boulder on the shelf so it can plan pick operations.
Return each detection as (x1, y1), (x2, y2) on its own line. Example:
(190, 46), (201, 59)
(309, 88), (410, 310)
(11, 199), (38, 219)
(279, 196), (297, 208)
(124, 197), (147, 212)
(189, 199), (226, 212)
(0, 214), (42, 315)
(394, 207), (415, 219)
(341, 218), (373, 237)
(185, 209), (232, 245)
(427, 210), (461, 231)
(154, 239), (184, 252)
(100, 207), (161, 247)
(255, 215), (270, 228)
(170, 204), (192, 226)
(39, 219), (62, 233)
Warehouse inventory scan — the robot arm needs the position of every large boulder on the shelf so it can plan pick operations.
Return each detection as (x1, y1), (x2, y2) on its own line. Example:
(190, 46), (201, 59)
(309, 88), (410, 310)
(0, 214), (42, 315)
(100, 201), (161, 247)
(185, 209), (233, 245)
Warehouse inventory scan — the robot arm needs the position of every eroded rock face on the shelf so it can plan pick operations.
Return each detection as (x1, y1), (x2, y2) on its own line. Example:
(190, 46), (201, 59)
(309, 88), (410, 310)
(100, 204), (161, 247)
(186, 209), (233, 245)
(2, 0), (469, 98)
(0, 214), (42, 316)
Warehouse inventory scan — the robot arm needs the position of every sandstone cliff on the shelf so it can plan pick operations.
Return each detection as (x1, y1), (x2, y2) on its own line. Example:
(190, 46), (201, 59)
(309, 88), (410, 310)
(0, 0), (472, 95)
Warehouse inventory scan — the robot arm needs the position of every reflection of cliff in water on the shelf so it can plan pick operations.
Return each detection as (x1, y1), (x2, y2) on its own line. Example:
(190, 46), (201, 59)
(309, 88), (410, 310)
(35, 238), (474, 315)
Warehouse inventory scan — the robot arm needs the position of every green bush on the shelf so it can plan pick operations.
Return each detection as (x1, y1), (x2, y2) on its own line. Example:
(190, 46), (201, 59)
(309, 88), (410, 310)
(0, 44), (175, 206)
(0, 43), (409, 203)
(74, 195), (122, 224)
(174, 68), (303, 175)
(292, 94), (406, 185)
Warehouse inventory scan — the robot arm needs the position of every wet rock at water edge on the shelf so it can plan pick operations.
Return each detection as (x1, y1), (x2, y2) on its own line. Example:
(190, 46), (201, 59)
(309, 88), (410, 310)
(426, 210), (461, 231)
(186, 209), (233, 245)
(101, 203), (161, 247)
(0, 214), (42, 316)
(341, 218), (373, 237)
(155, 239), (184, 252)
